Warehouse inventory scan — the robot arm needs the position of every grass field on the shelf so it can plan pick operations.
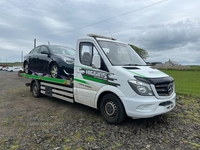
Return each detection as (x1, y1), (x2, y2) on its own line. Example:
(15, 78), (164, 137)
(189, 65), (200, 70)
(161, 70), (200, 97)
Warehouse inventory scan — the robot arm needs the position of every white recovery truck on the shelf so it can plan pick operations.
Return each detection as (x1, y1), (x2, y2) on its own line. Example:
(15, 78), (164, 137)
(21, 34), (176, 124)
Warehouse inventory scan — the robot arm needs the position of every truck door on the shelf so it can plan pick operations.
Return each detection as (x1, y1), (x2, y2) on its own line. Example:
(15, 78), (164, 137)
(74, 42), (109, 108)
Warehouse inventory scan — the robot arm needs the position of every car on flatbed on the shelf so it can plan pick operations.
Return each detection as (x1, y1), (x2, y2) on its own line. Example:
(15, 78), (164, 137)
(23, 45), (75, 78)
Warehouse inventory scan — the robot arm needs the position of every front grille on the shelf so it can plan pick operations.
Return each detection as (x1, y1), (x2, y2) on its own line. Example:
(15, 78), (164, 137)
(134, 76), (174, 97)
(155, 82), (174, 96)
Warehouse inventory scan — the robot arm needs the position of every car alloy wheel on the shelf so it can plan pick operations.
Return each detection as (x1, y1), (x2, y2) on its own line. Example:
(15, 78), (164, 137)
(24, 62), (31, 74)
(50, 63), (59, 78)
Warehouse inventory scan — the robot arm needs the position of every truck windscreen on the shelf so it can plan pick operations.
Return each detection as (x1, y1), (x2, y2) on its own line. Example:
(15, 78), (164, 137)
(98, 41), (146, 66)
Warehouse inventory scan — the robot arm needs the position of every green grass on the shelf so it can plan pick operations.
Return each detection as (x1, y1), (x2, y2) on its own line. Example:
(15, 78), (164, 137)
(189, 65), (200, 71)
(161, 70), (200, 97)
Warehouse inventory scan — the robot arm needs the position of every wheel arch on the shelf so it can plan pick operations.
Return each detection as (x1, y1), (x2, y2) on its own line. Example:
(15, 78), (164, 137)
(48, 61), (57, 71)
(97, 91), (115, 110)
(96, 86), (126, 111)
(30, 79), (40, 92)
(23, 60), (28, 67)
(48, 60), (61, 73)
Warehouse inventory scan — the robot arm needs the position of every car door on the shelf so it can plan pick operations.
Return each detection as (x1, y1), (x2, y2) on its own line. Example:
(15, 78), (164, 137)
(29, 46), (41, 72)
(37, 46), (50, 73)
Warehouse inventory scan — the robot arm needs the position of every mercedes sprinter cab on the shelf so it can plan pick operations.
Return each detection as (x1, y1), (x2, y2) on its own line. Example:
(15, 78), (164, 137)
(73, 34), (176, 123)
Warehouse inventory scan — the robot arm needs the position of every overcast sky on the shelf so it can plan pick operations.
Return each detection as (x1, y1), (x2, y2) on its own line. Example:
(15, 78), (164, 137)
(0, 0), (200, 65)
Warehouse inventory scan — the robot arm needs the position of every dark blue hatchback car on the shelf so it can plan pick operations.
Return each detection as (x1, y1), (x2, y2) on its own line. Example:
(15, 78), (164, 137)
(23, 45), (75, 78)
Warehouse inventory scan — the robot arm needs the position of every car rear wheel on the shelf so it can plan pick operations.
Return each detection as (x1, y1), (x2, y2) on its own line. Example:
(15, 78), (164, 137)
(50, 63), (60, 78)
(24, 62), (31, 74)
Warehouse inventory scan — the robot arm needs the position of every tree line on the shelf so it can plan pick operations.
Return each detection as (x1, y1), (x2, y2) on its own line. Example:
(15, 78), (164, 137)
(129, 44), (148, 60)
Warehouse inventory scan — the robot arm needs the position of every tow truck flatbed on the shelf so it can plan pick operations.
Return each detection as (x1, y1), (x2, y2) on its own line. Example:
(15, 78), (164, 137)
(20, 73), (73, 86)
(20, 72), (74, 103)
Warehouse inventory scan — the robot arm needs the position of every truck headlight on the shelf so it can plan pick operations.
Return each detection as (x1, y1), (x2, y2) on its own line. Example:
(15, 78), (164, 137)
(128, 79), (154, 96)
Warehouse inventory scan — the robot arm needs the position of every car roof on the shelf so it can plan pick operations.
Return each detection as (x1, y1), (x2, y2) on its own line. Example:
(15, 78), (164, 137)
(38, 45), (75, 50)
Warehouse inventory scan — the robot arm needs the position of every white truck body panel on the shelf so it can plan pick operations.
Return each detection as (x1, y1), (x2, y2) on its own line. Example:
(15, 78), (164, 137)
(72, 35), (176, 119)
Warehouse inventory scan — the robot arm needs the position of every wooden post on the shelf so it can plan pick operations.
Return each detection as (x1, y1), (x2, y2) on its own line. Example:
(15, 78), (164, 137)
(34, 39), (36, 48)
(21, 51), (23, 63)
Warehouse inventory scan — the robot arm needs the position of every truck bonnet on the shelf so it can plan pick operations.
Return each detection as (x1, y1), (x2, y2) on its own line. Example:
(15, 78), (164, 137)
(121, 66), (169, 78)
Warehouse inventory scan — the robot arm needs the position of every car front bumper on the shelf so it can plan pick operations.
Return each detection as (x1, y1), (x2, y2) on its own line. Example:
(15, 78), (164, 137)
(59, 63), (74, 75)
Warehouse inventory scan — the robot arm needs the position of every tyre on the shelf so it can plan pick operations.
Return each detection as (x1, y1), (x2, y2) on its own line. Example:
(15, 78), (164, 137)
(32, 82), (41, 98)
(100, 94), (125, 124)
(50, 63), (60, 78)
(24, 62), (31, 74)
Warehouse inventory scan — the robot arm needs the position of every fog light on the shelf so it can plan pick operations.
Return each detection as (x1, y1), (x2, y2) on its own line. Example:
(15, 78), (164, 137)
(137, 105), (148, 110)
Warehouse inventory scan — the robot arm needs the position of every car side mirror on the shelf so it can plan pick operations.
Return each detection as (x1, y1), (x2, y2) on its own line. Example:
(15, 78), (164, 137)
(41, 51), (50, 57)
(92, 54), (101, 69)
(41, 51), (49, 54)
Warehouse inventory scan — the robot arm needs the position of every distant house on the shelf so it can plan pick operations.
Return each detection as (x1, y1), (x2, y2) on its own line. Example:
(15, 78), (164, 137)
(163, 59), (181, 66)
(146, 62), (163, 66)
(154, 62), (163, 66)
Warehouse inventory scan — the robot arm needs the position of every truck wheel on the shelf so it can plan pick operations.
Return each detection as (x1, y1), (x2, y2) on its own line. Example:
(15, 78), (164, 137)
(100, 94), (125, 124)
(50, 63), (60, 78)
(32, 82), (41, 98)
(24, 62), (31, 74)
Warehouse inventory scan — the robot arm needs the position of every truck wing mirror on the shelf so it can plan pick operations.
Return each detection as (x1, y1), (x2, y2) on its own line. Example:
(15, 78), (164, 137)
(92, 54), (101, 69)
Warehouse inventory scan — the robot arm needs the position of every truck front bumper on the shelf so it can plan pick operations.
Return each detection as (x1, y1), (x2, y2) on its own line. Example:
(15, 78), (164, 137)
(121, 93), (176, 119)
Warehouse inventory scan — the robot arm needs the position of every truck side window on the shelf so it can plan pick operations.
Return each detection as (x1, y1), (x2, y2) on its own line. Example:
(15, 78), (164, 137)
(80, 43), (94, 66)
(79, 42), (108, 71)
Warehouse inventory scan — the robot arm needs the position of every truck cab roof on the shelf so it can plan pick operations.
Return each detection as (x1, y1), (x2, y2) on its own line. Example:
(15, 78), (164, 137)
(87, 34), (116, 40)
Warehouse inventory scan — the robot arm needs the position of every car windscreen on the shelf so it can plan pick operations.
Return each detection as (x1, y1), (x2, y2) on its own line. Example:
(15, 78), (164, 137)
(50, 46), (75, 55)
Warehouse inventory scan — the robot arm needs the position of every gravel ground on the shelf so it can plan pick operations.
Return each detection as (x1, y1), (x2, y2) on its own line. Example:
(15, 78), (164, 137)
(0, 71), (200, 150)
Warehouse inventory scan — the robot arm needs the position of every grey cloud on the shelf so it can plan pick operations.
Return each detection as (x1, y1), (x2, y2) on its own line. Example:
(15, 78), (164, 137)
(146, 39), (200, 65)
(128, 18), (200, 51)
(0, 0), (200, 65)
